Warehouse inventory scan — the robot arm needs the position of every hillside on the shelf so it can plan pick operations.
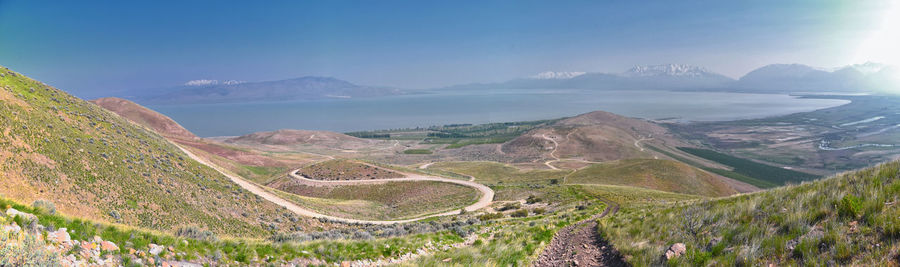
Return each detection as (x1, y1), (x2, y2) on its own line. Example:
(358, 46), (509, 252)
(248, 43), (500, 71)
(89, 97), (196, 140)
(501, 110), (690, 162)
(566, 159), (738, 197)
(0, 66), (308, 237)
(600, 160), (900, 266)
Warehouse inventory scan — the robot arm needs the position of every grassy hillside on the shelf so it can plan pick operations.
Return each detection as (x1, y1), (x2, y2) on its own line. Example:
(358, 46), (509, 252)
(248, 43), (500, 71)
(567, 159), (738, 197)
(90, 97), (197, 140)
(600, 160), (900, 266)
(0, 66), (307, 237)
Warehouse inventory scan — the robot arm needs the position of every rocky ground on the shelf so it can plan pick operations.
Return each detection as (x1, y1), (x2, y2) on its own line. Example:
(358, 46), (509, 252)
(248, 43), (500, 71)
(1, 208), (198, 267)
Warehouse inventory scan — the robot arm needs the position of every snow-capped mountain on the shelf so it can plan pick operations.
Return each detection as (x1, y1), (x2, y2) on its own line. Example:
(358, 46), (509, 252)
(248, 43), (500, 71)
(530, 71), (586, 79)
(622, 64), (716, 77)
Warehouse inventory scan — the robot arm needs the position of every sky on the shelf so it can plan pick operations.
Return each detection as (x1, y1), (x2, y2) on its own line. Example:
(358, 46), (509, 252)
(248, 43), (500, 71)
(0, 0), (896, 97)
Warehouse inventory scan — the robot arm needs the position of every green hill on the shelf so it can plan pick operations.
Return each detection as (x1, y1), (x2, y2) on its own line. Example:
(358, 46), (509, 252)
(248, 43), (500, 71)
(0, 66), (307, 237)
(566, 159), (738, 197)
(600, 160), (900, 266)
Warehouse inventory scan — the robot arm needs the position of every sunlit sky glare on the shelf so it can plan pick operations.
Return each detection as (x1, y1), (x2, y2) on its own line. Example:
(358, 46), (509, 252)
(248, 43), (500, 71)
(0, 0), (896, 97)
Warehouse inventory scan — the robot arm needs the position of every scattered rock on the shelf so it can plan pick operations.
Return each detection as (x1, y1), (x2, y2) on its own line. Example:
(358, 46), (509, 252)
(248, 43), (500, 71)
(665, 243), (686, 259)
(101, 240), (120, 251)
(149, 244), (165, 255)
(5, 208), (37, 221)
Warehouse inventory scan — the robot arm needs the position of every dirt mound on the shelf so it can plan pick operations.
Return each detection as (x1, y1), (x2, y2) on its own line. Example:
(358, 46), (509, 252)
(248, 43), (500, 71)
(91, 97), (197, 140)
(295, 159), (405, 181)
(226, 129), (375, 149)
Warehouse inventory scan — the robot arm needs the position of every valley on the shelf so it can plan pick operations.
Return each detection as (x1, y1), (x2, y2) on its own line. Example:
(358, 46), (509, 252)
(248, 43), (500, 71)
(3, 64), (900, 266)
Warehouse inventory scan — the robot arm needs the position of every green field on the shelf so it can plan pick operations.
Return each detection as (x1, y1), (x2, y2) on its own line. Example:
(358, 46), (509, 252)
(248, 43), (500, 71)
(346, 119), (560, 148)
(678, 147), (819, 185)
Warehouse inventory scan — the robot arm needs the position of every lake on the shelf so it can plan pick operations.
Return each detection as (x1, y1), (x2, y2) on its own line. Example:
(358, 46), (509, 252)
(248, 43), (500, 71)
(147, 89), (850, 137)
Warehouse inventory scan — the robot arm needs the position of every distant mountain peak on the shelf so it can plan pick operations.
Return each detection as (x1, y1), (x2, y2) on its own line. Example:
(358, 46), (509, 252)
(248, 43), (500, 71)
(530, 71), (586, 79)
(623, 64), (713, 77)
(184, 79), (245, 86)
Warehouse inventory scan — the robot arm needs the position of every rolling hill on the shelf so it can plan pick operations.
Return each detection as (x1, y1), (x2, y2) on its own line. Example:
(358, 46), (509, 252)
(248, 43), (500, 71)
(0, 65), (308, 237)
(90, 97), (197, 140)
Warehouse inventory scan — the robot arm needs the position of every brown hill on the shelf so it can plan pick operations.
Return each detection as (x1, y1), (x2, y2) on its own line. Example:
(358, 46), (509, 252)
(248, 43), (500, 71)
(226, 129), (376, 149)
(90, 97), (197, 140)
(566, 159), (738, 197)
(502, 111), (689, 162)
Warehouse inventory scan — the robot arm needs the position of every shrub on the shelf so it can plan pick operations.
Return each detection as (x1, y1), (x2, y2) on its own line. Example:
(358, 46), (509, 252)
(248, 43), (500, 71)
(175, 226), (218, 242)
(31, 200), (55, 215)
(0, 231), (60, 266)
(478, 212), (504, 221)
(511, 209), (529, 218)
(498, 202), (521, 211)
(533, 208), (546, 214)
(526, 195), (542, 204)
(838, 195), (863, 219)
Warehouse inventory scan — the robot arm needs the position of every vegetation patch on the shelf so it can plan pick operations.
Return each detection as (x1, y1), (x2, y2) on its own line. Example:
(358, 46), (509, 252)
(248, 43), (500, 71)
(678, 147), (819, 186)
(297, 159), (404, 180)
(402, 149), (432, 154)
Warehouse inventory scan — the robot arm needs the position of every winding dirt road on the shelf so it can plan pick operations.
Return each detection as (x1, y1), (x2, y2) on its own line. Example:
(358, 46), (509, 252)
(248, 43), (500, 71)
(173, 143), (493, 225)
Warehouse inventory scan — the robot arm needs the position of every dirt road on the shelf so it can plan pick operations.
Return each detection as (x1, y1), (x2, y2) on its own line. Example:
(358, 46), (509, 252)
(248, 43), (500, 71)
(174, 143), (493, 224)
(533, 199), (627, 267)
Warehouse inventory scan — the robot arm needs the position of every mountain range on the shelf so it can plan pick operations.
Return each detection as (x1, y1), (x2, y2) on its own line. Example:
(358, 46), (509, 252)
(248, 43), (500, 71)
(445, 63), (899, 94)
(129, 76), (404, 104)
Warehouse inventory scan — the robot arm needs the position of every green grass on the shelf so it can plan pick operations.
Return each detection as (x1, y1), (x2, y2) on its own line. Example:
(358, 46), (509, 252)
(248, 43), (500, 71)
(600, 160), (900, 266)
(402, 149), (433, 154)
(0, 196), (466, 265)
(566, 159), (736, 197)
(648, 145), (776, 188)
(678, 147), (818, 186)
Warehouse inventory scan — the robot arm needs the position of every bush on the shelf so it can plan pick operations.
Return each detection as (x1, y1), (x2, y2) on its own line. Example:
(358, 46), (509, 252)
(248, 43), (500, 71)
(838, 195), (863, 219)
(31, 200), (55, 215)
(533, 208), (546, 214)
(0, 231), (60, 266)
(526, 195), (542, 204)
(498, 202), (521, 211)
(175, 226), (218, 242)
(511, 209), (529, 218)
(478, 212), (504, 221)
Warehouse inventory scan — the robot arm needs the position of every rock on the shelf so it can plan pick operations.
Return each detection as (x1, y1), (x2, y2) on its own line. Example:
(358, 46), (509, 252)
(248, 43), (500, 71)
(5, 208), (37, 221)
(149, 244), (165, 255)
(665, 243), (686, 259)
(101, 240), (119, 251)
(442, 258), (452, 262)
(47, 228), (72, 246)
(1, 224), (21, 233)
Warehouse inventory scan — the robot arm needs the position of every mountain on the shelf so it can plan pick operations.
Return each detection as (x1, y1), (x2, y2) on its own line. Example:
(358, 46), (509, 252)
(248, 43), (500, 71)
(736, 62), (899, 93)
(444, 64), (735, 91)
(133, 76), (403, 104)
(90, 97), (197, 140)
(0, 66), (307, 237)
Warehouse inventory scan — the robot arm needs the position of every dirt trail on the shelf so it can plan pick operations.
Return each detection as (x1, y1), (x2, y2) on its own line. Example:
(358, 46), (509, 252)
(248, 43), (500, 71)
(541, 134), (561, 170)
(533, 199), (627, 267)
(174, 143), (493, 224)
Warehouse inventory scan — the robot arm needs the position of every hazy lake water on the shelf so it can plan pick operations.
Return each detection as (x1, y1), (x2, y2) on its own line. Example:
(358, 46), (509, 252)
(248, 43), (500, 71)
(147, 89), (850, 137)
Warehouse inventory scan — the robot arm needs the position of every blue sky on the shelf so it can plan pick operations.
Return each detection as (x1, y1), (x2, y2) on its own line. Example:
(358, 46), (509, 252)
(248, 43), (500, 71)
(0, 1), (893, 97)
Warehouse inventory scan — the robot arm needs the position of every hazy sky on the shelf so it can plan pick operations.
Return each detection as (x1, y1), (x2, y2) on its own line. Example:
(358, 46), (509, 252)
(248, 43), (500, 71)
(0, 1), (895, 97)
